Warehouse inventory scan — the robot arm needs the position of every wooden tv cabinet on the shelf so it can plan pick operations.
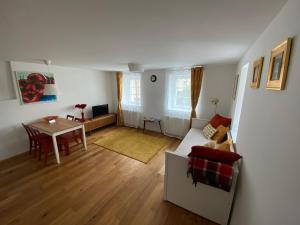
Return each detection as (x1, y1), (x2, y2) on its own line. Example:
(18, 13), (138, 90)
(83, 113), (116, 132)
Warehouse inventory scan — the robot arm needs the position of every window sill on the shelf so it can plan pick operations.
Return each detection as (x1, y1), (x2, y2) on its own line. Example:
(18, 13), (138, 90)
(167, 108), (191, 113)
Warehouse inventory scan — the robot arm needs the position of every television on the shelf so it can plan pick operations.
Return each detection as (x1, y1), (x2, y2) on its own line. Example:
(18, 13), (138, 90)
(92, 104), (109, 118)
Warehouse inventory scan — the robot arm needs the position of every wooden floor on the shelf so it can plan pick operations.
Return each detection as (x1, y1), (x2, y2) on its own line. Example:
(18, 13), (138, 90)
(0, 126), (217, 225)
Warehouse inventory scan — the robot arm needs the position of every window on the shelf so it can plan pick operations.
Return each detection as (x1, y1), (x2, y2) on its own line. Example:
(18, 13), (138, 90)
(122, 73), (141, 109)
(231, 63), (249, 142)
(166, 69), (191, 118)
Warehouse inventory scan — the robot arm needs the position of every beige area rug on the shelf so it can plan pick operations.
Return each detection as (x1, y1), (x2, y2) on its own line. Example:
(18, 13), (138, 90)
(93, 127), (171, 163)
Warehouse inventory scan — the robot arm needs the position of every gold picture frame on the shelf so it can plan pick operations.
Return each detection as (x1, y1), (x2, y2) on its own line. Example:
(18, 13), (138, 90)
(251, 57), (264, 89)
(266, 38), (292, 90)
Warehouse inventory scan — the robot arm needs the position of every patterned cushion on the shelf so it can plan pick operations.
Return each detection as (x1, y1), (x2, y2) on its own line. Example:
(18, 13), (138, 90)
(216, 138), (233, 152)
(190, 145), (242, 165)
(209, 114), (232, 128)
(203, 141), (216, 148)
(202, 123), (217, 139)
(212, 125), (229, 143)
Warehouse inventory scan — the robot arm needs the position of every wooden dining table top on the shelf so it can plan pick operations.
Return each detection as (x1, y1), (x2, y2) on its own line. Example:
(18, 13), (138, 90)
(29, 118), (82, 134)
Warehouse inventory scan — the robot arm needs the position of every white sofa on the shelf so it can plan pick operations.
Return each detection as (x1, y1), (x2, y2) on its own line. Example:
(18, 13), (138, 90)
(164, 118), (239, 225)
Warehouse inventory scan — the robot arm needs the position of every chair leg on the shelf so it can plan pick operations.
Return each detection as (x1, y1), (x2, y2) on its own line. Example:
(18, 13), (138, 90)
(29, 139), (33, 154)
(73, 131), (79, 143)
(74, 137), (79, 144)
(44, 145), (50, 165)
(33, 141), (38, 157)
(38, 144), (42, 161)
(64, 141), (70, 155)
(78, 131), (83, 144)
(58, 143), (62, 152)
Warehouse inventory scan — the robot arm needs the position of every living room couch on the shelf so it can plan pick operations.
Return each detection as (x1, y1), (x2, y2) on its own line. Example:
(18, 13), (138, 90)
(164, 118), (240, 225)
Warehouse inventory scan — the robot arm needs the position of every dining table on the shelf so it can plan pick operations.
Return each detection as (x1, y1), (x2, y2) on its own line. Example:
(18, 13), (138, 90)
(29, 117), (87, 164)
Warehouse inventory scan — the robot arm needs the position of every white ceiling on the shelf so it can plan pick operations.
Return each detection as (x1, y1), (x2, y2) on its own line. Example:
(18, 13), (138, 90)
(0, 0), (287, 71)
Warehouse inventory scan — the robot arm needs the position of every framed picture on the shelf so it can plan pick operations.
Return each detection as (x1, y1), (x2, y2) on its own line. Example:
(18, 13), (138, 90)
(266, 38), (292, 90)
(232, 74), (239, 100)
(251, 57), (264, 89)
(15, 71), (58, 105)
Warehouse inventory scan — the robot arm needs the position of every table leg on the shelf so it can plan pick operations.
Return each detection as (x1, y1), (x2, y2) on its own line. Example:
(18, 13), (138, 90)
(159, 121), (163, 134)
(143, 120), (146, 132)
(52, 135), (61, 164)
(82, 125), (88, 150)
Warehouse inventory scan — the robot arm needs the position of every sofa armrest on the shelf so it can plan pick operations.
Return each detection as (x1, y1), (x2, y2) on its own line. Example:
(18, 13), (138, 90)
(191, 118), (209, 129)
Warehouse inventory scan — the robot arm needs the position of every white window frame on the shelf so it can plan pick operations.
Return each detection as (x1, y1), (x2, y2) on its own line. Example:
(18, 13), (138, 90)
(165, 69), (191, 118)
(231, 63), (249, 142)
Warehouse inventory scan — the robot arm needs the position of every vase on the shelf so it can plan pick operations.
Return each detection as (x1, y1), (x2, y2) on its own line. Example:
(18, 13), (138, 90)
(81, 111), (85, 122)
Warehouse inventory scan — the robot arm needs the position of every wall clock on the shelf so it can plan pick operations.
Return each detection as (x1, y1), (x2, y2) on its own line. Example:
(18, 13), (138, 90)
(150, 74), (157, 82)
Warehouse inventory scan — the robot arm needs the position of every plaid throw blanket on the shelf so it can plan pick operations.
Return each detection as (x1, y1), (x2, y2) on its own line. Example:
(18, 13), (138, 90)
(187, 156), (234, 192)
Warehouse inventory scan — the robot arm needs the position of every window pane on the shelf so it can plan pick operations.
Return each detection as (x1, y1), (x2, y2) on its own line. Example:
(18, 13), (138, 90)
(167, 70), (191, 114)
(123, 73), (141, 107)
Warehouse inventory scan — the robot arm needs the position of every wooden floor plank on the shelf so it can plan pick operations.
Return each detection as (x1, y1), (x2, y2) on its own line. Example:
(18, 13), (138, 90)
(0, 126), (217, 225)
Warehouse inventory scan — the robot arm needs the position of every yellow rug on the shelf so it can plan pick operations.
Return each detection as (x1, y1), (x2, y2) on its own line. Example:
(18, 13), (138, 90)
(93, 127), (171, 163)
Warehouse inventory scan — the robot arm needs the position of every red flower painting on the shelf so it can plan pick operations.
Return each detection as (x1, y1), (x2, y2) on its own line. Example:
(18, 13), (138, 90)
(18, 73), (46, 103)
(16, 72), (57, 104)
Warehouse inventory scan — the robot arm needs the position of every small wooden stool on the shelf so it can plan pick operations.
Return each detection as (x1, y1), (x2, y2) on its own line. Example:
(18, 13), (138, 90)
(143, 118), (163, 133)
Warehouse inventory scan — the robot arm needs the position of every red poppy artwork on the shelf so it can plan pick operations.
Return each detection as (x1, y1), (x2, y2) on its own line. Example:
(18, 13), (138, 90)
(15, 71), (57, 104)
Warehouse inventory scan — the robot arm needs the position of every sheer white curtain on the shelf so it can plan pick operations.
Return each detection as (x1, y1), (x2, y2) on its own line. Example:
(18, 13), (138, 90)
(122, 72), (142, 128)
(164, 69), (191, 138)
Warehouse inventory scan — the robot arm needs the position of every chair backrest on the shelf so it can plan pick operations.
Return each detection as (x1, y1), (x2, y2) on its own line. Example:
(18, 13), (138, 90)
(66, 115), (75, 120)
(30, 128), (41, 137)
(22, 123), (42, 139)
(22, 123), (33, 139)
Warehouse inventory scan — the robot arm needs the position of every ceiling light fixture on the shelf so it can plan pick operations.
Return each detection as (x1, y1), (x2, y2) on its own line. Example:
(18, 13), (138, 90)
(128, 63), (144, 73)
(43, 59), (52, 66)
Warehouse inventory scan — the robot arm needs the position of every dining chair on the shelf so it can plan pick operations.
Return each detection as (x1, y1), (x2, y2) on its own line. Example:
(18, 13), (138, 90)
(66, 115), (75, 120)
(28, 126), (69, 164)
(58, 116), (83, 147)
(73, 118), (83, 143)
(22, 123), (36, 155)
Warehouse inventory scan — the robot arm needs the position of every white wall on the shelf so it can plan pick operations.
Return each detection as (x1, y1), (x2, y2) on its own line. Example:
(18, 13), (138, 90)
(230, 1), (300, 224)
(199, 64), (236, 119)
(0, 61), (113, 160)
(141, 70), (167, 131)
(111, 64), (236, 133)
(0, 61), (16, 101)
(142, 70), (166, 119)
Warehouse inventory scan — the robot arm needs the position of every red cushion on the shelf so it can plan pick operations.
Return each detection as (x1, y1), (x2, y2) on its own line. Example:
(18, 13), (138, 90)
(209, 114), (232, 128)
(189, 146), (242, 165)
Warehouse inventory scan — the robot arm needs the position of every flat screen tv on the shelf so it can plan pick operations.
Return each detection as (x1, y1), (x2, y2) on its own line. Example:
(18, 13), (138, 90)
(92, 104), (109, 118)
